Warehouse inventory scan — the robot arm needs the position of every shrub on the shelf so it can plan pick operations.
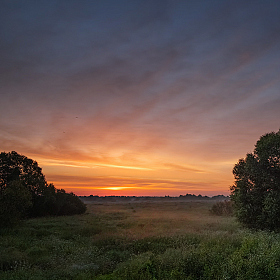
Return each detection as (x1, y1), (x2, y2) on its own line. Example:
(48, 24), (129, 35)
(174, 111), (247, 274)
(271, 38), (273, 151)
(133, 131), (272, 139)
(210, 200), (233, 216)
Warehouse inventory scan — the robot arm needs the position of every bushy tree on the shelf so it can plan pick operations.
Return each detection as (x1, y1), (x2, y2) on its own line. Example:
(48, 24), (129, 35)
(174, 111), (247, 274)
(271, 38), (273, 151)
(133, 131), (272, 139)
(0, 151), (46, 195)
(0, 151), (86, 226)
(230, 130), (280, 230)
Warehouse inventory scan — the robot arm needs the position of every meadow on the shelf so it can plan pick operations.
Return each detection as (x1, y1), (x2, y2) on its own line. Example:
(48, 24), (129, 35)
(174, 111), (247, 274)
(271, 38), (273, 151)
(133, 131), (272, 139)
(1, 198), (280, 279)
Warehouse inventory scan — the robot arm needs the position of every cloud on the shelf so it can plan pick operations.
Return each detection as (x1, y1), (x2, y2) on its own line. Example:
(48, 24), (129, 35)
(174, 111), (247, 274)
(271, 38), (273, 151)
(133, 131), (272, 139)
(163, 163), (206, 173)
(1, 0), (280, 195)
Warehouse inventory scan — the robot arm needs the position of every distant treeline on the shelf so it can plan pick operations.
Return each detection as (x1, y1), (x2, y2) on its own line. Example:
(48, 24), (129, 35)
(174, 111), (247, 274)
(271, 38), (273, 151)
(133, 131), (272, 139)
(80, 194), (229, 202)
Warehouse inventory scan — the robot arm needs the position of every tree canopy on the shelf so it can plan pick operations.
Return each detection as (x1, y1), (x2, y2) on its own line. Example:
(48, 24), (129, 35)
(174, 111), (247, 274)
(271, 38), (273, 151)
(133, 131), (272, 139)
(0, 151), (86, 226)
(230, 129), (280, 230)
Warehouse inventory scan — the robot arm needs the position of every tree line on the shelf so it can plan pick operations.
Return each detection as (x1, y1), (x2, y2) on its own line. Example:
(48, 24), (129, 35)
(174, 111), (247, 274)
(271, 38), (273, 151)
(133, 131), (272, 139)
(0, 151), (86, 227)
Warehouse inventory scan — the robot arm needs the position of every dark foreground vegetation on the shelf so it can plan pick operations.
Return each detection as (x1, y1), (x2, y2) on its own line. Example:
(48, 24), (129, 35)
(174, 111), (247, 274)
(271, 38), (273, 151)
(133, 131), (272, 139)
(1, 200), (280, 280)
(0, 151), (86, 227)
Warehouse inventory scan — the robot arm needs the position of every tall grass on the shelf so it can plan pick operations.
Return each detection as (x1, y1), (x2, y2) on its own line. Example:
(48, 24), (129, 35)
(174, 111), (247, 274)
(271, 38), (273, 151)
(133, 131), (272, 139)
(1, 200), (280, 279)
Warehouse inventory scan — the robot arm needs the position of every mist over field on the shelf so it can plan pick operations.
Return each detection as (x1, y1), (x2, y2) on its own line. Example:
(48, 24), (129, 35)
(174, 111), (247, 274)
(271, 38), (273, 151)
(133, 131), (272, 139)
(1, 198), (280, 279)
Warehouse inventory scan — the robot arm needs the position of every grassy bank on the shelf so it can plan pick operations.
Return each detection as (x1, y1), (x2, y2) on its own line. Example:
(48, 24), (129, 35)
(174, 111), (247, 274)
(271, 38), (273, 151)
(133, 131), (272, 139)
(1, 200), (280, 279)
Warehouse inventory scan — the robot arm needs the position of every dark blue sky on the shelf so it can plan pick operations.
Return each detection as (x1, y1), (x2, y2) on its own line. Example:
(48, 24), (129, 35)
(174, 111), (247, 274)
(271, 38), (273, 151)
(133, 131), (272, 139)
(1, 0), (280, 195)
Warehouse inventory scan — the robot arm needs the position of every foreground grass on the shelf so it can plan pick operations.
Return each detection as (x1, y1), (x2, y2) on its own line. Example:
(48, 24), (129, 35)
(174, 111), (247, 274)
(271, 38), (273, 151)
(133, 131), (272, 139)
(1, 200), (280, 279)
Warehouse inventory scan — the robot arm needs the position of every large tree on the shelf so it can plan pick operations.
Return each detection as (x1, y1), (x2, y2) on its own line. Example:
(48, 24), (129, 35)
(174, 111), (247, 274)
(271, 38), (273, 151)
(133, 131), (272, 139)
(230, 129), (280, 230)
(0, 151), (86, 226)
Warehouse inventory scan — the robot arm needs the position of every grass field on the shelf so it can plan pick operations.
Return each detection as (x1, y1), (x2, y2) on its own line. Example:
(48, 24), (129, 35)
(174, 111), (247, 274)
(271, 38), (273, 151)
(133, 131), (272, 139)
(1, 199), (280, 279)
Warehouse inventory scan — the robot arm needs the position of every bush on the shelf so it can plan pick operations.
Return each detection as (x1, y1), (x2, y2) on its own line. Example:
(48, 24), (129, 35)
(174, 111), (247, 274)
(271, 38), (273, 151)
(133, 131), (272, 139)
(210, 200), (233, 216)
(30, 186), (86, 217)
(53, 190), (87, 216)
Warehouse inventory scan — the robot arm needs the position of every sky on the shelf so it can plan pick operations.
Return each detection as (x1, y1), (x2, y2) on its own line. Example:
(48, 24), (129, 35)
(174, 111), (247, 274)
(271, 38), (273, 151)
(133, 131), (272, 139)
(1, 0), (280, 197)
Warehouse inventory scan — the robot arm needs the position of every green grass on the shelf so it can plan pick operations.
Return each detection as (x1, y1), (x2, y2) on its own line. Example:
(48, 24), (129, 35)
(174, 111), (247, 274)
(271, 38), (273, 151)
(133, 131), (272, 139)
(1, 200), (280, 279)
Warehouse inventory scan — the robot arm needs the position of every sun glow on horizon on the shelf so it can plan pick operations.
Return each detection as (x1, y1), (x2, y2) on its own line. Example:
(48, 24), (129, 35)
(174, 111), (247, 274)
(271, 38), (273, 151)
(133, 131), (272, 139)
(98, 186), (135, 191)
(34, 153), (234, 197)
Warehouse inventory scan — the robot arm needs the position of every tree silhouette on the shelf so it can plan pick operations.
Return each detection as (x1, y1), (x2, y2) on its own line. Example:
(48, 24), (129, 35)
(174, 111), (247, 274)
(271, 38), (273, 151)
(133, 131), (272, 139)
(0, 151), (86, 226)
(231, 130), (280, 230)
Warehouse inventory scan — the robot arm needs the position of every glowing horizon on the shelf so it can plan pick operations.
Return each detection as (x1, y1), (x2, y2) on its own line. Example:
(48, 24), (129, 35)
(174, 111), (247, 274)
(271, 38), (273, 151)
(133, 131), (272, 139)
(26, 151), (234, 195)
(32, 154), (233, 197)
